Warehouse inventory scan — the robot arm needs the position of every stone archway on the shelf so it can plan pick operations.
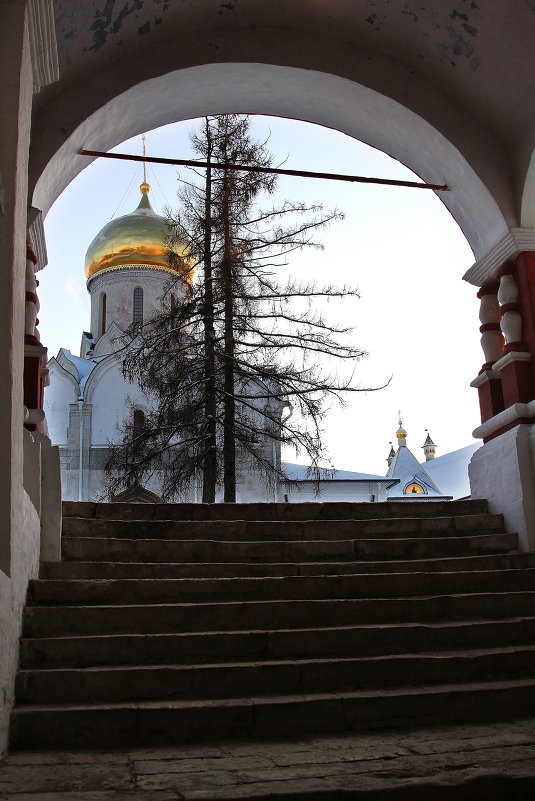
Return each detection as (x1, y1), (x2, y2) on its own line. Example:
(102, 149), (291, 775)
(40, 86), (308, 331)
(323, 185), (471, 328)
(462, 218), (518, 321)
(28, 55), (535, 551)
(32, 62), (507, 262)
(2, 0), (535, 755)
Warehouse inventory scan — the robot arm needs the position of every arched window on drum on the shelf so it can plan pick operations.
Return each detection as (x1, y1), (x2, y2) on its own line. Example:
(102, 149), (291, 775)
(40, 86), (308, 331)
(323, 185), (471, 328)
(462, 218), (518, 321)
(133, 287), (143, 330)
(99, 292), (107, 336)
(133, 409), (145, 438)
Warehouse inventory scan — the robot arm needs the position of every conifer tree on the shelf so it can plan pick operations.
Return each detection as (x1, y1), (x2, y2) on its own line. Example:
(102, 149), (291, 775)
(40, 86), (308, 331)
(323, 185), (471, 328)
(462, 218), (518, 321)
(104, 115), (371, 503)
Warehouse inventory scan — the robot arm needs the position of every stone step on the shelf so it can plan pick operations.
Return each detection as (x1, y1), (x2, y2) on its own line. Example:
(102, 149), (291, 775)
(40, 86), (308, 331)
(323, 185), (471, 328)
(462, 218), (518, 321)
(22, 592), (535, 637)
(63, 498), (489, 522)
(60, 531), (519, 563)
(20, 616), (535, 669)
(41, 550), (535, 580)
(15, 646), (535, 705)
(10, 677), (535, 749)
(12, 497), (535, 760)
(61, 513), (504, 541)
(27, 568), (535, 606)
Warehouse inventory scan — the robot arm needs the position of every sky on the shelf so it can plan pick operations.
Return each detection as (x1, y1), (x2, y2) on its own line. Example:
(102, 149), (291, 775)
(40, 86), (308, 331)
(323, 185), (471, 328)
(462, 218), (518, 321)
(40, 116), (481, 476)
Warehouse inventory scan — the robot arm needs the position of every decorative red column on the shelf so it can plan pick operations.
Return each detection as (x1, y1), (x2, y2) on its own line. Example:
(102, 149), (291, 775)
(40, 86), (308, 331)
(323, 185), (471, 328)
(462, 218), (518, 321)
(493, 261), (534, 411)
(471, 280), (504, 423)
(510, 252), (535, 364)
(469, 250), (535, 552)
(23, 239), (48, 431)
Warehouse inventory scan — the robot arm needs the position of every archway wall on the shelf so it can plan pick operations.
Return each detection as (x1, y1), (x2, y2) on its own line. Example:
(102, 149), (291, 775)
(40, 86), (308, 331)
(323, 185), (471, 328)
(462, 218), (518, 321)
(29, 0), (535, 266)
(23, 0), (535, 552)
(32, 62), (507, 263)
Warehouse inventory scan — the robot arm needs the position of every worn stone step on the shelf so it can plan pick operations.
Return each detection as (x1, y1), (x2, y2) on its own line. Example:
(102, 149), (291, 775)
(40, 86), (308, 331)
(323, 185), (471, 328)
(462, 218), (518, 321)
(63, 498), (489, 522)
(20, 616), (535, 669)
(3, 730), (535, 800)
(62, 513), (504, 541)
(27, 568), (535, 606)
(60, 531), (519, 564)
(40, 551), (535, 580)
(15, 646), (535, 704)
(10, 677), (535, 750)
(22, 592), (535, 638)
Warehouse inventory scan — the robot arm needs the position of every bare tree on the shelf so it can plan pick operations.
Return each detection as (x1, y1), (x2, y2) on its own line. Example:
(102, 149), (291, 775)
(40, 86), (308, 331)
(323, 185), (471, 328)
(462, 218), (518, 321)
(104, 115), (373, 503)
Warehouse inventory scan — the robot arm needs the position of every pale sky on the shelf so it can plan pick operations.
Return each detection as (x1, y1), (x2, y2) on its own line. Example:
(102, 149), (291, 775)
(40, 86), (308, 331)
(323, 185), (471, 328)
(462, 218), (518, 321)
(40, 116), (480, 476)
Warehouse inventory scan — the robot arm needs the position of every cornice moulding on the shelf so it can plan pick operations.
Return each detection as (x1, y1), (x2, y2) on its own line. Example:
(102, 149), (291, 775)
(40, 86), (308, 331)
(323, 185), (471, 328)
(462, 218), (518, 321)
(470, 369), (500, 389)
(493, 351), (532, 371)
(473, 399), (535, 440)
(27, 207), (47, 271)
(28, 0), (59, 93)
(464, 228), (535, 287)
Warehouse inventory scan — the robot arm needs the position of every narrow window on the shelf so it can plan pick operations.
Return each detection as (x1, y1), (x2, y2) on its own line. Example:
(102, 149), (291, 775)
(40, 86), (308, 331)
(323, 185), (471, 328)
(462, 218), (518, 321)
(100, 292), (107, 336)
(133, 287), (143, 327)
(133, 409), (145, 437)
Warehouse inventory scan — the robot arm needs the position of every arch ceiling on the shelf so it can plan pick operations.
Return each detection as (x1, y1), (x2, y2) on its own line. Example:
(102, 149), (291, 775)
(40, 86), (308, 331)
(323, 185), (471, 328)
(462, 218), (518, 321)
(31, 0), (535, 263)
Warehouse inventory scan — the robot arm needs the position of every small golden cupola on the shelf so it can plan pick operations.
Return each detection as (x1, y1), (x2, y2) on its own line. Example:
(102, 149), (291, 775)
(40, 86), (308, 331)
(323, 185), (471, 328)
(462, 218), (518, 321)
(84, 182), (190, 284)
(396, 416), (407, 447)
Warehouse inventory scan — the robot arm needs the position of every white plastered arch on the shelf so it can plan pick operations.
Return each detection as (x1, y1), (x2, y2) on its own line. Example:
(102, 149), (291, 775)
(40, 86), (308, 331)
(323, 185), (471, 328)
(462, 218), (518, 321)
(33, 63), (508, 261)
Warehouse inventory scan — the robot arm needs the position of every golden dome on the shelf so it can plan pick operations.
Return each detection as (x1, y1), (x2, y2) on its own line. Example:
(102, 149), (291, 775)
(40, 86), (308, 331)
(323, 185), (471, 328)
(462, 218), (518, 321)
(396, 418), (407, 442)
(85, 184), (190, 283)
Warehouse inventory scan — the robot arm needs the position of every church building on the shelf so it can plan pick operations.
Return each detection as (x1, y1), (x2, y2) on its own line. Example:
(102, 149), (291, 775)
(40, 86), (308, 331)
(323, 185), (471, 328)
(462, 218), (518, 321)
(44, 174), (462, 504)
(45, 178), (288, 503)
(45, 179), (192, 502)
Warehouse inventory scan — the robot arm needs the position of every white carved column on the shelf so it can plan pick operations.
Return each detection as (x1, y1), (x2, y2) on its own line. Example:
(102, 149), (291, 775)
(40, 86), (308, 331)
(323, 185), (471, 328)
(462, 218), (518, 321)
(498, 272), (524, 349)
(470, 281), (504, 423)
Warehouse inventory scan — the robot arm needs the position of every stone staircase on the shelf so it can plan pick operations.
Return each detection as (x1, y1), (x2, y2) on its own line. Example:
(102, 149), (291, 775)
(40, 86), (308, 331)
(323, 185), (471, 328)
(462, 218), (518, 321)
(9, 498), (535, 750)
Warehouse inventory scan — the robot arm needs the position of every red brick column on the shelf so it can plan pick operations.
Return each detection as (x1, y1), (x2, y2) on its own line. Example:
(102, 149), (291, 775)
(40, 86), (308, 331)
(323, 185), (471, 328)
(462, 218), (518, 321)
(471, 280), (504, 423)
(493, 260), (534, 410)
(23, 240), (48, 431)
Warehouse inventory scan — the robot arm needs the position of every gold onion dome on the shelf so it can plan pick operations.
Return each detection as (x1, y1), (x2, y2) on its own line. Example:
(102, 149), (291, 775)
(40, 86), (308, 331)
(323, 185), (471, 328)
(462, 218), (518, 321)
(85, 183), (190, 283)
(396, 418), (407, 442)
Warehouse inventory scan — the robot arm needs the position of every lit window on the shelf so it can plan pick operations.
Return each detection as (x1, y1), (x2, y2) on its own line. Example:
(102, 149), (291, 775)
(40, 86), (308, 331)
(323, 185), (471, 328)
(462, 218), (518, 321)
(405, 483), (424, 494)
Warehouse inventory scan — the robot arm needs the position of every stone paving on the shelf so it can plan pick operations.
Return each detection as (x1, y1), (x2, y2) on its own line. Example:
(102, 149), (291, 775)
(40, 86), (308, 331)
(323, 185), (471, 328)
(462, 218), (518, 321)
(1, 718), (535, 800)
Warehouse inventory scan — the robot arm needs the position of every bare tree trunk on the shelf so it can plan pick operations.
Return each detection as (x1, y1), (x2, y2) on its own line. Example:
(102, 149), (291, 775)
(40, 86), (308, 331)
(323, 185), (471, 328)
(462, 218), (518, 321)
(202, 135), (217, 503)
(222, 168), (236, 502)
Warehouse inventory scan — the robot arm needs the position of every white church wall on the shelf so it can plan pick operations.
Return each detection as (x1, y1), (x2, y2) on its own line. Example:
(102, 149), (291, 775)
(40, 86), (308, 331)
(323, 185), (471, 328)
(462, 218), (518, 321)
(84, 355), (148, 446)
(44, 361), (79, 445)
(282, 482), (379, 503)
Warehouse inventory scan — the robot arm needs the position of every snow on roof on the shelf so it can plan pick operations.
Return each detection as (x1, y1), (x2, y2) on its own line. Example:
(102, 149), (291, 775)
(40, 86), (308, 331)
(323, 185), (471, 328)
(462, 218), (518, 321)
(420, 442), (480, 500)
(387, 444), (447, 498)
(281, 462), (396, 484)
(59, 349), (97, 393)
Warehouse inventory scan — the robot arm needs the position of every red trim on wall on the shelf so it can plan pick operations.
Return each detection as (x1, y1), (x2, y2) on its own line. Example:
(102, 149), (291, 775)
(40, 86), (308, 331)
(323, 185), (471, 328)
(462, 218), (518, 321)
(503, 341), (530, 354)
(24, 334), (41, 346)
(496, 261), (516, 280)
(477, 375), (504, 421)
(500, 302), (520, 314)
(26, 250), (37, 266)
(477, 281), (499, 299)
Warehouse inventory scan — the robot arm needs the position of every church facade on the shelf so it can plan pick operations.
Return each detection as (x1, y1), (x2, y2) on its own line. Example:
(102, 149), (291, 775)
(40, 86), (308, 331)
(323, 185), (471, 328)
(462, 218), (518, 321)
(45, 180), (293, 503)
